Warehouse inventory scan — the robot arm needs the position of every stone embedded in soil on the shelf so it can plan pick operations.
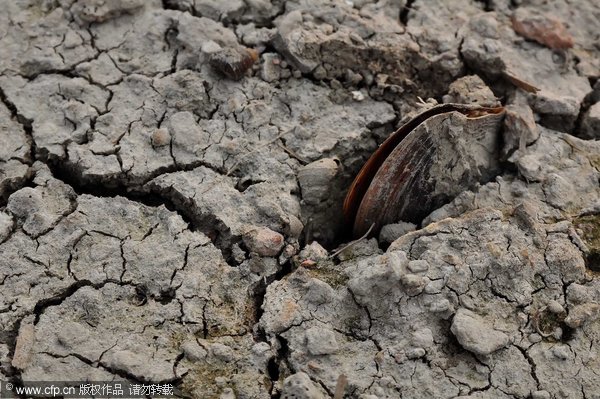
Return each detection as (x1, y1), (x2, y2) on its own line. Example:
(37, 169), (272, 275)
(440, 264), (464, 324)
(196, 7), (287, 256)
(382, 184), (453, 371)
(451, 309), (510, 355)
(442, 75), (499, 107)
(242, 227), (285, 257)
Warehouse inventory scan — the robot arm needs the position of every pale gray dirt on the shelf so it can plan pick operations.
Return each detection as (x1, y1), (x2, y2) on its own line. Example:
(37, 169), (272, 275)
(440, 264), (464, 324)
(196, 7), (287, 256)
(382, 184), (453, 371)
(0, 0), (599, 398)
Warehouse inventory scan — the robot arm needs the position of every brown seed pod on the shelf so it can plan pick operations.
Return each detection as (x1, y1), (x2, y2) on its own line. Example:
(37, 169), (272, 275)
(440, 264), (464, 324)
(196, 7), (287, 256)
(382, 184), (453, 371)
(344, 104), (505, 237)
(208, 47), (259, 80)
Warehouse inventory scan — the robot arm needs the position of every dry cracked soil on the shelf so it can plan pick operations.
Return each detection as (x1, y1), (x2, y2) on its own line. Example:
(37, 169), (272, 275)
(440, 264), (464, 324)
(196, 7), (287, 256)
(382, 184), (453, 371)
(0, 0), (600, 398)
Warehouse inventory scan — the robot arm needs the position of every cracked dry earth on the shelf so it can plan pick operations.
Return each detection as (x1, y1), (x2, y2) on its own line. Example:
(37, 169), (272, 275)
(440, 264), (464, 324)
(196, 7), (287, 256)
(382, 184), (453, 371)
(0, 0), (599, 398)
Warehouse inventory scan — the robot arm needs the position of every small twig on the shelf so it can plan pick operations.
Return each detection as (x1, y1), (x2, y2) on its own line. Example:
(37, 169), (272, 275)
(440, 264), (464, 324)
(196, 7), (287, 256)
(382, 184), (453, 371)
(226, 128), (294, 176)
(329, 223), (375, 259)
(333, 374), (348, 399)
(277, 141), (308, 164)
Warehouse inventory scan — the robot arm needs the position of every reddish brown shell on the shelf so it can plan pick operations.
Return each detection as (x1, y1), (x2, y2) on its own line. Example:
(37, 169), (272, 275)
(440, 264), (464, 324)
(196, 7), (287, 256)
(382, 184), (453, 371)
(344, 104), (505, 237)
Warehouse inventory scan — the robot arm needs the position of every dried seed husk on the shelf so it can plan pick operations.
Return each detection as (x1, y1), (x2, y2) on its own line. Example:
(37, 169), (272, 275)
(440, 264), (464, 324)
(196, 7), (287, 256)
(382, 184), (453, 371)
(209, 47), (259, 80)
(344, 104), (505, 237)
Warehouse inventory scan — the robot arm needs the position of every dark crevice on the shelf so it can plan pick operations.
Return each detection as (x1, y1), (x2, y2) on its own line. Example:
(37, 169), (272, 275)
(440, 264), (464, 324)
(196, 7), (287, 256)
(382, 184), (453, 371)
(266, 357), (280, 390)
(399, 0), (416, 25)
(43, 159), (241, 266)
(32, 279), (116, 324)
(46, 158), (191, 211)
(560, 324), (576, 342)
(572, 86), (597, 139)
(171, 351), (186, 384)
(235, 177), (266, 193)
(0, 169), (35, 206)
(162, 0), (192, 13)
(144, 179), (243, 267)
(252, 259), (294, 344)
(475, 0), (494, 11)
(515, 345), (540, 389)
(156, 287), (177, 304)
(269, 335), (291, 399)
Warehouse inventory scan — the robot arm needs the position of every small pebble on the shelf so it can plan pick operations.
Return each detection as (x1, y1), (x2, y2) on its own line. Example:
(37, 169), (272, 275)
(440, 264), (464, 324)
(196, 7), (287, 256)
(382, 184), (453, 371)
(299, 241), (329, 261)
(214, 377), (229, 387)
(281, 372), (325, 399)
(352, 90), (365, 101)
(401, 274), (427, 295)
(278, 244), (297, 265)
(547, 300), (565, 314)
(552, 327), (563, 340)
(528, 333), (542, 344)
(406, 347), (426, 359)
(408, 259), (429, 273)
(313, 65), (327, 80)
(151, 128), (170, 147)
(429, 298), (452, 313)
(411, 328), (434, 348)
(424, 280), (445, 294)
(211, 343), (234, 362)
(181, 340), (207, 361)
(243, 227), (284, 257)
(451, 308), (509, 355)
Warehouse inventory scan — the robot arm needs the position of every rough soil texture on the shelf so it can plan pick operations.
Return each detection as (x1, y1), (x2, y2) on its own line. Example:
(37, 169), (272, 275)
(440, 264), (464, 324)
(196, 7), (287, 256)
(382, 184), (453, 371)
(0, 1), (599, 398)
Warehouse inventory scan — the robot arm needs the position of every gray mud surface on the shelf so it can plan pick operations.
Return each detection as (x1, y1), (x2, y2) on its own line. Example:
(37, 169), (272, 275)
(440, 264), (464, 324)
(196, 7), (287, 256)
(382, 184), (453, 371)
(0, 1), (599, 398)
